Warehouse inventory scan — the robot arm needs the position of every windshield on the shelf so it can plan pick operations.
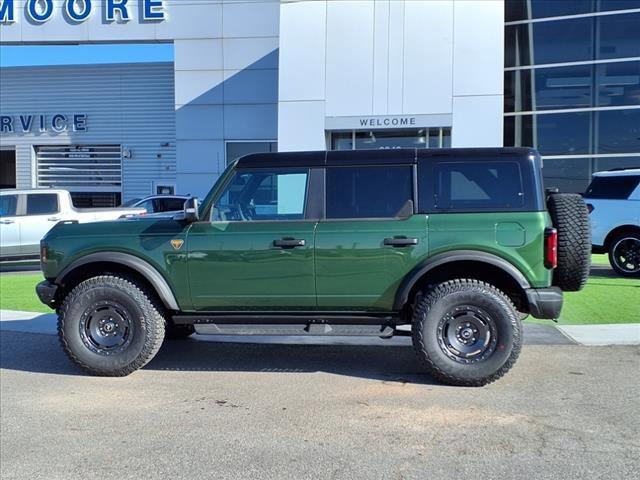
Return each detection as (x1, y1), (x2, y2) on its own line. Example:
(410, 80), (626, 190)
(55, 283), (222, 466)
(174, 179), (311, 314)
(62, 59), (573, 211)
(198, 161), (238, 218)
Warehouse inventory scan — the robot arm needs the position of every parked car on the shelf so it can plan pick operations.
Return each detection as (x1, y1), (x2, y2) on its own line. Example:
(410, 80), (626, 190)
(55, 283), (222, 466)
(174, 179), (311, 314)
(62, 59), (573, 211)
(0, 189), (145, 261)
(37, 148), (591, 386)
(121, 195), (190, 214)
(585, 168), (640, 277)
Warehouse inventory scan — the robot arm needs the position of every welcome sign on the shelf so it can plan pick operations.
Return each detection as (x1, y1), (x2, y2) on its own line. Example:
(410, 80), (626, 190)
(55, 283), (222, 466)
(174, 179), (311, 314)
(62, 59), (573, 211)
(0, 0), (165, 24)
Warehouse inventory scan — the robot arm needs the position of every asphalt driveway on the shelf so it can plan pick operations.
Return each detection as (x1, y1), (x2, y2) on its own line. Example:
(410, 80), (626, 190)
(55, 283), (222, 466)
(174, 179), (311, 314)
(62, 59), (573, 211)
(1, 330), (638, 480)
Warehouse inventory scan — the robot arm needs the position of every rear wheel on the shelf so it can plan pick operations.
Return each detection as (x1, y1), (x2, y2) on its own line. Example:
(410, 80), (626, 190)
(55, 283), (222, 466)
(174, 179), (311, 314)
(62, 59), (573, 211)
(412, 279), (522, 387)
(58, 275), (165, 376)
(608, 232), (640, 278)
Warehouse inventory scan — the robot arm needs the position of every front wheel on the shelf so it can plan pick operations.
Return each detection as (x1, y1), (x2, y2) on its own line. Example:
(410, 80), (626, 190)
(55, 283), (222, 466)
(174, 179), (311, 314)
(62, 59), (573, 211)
(412, 279), (522, 387)
(58, 275), (166, 376)
(608, 233), (640, 278)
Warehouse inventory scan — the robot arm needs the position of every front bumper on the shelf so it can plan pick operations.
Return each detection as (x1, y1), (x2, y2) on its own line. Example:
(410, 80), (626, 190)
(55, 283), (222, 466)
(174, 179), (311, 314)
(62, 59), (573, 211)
(525, 287), (563, 320)
(36, 280), (58, 307)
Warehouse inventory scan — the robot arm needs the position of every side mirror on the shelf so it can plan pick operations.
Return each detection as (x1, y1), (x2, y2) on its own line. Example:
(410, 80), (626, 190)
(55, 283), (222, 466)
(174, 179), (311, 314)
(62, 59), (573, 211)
(175, 197), (199, 223)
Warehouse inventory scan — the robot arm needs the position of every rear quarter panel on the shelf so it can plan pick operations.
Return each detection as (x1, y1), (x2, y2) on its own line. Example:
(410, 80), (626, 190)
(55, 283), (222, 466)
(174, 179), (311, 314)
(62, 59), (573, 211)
(427, 212), (552, 288)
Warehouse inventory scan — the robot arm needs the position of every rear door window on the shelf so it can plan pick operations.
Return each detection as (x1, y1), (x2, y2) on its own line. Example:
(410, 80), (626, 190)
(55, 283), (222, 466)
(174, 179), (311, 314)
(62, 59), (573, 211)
(325, 165), (414, 219)
(158, 198), (187, 212)
(421, 161), (525, 212)
(26, 194), (59, 215)
(584, 176), (640, 199)
(0, 195), (18, 217)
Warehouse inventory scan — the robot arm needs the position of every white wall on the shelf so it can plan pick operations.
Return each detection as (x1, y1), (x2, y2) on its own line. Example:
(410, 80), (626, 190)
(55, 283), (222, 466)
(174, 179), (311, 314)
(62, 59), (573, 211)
(278, 0), (504, 151)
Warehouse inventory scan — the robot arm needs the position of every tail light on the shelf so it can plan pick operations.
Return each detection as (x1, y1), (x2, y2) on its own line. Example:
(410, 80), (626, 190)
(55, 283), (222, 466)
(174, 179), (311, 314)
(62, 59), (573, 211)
(40, 241), (49, 264)
(586, 203), (594, 213)
(544, 227), (558, 269)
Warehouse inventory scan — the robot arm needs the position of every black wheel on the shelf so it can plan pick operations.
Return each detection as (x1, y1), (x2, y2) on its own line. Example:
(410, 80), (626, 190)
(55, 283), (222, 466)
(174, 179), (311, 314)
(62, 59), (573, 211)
(165, 323), (195, 340)
(412, 279), (522, 387)
(608, 232), (640, 278)
(58, 275), (165, 376)
(547, 193), (591, 292)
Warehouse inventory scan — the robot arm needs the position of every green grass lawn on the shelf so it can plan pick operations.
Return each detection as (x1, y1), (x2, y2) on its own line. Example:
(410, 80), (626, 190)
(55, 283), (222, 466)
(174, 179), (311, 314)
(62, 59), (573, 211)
(0, 258), (638, 323)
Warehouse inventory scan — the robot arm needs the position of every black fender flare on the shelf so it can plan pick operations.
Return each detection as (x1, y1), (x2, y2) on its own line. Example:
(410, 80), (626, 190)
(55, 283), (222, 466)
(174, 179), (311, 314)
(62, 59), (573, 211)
(393, 250), (532, 311)
(56, 252), (180, 311)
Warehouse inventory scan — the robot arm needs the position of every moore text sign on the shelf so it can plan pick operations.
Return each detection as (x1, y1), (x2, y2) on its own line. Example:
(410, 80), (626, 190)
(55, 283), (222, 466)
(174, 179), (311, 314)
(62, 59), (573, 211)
(0, 0), (165, 24)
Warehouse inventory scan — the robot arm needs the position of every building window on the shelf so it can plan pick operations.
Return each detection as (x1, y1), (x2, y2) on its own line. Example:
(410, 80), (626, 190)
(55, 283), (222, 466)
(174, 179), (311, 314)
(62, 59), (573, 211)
(225, 141), (277, 166)
(330, 128), (451, 151)
(504, 2), (640, 192)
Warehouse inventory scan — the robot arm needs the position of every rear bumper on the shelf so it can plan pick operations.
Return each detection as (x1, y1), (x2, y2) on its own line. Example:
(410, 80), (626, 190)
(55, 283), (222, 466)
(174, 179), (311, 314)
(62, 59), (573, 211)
(36, 280), (58, 307)
(525, 287), (563, 320)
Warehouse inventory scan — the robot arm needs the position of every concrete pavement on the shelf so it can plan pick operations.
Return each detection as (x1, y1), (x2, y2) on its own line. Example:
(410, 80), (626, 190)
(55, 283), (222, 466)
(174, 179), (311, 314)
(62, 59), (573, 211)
(1, 329), (639, 480)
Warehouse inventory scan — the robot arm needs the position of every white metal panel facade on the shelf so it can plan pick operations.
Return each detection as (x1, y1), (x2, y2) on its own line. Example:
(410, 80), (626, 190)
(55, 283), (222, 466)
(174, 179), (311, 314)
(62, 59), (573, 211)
(278, 0), (505, 151)
(0, 62), (176, 200)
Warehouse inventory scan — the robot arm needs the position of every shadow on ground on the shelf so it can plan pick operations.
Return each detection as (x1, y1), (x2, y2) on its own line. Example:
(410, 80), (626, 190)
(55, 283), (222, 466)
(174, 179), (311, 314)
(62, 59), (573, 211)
(0, 330), (441, 385)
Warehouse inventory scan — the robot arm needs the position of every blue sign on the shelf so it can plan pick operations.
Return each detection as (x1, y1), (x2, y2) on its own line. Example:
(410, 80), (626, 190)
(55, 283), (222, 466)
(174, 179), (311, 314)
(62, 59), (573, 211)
(0, 0), (165, 24)
(0, 114), (88, 134)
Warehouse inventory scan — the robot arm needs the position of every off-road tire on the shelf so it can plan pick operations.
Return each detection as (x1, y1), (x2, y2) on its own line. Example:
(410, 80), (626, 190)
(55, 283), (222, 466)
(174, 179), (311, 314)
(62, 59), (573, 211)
(547, 193), (591, 291)
(608, 231), (640, 278)
(58, 275), (165, 376)
(412, 279), (522, 387)
(165, 323), (195, 340)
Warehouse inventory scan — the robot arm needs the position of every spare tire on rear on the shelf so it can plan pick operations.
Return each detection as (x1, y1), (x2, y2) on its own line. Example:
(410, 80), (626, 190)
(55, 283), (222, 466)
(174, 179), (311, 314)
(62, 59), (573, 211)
(547, 193), (591, 292)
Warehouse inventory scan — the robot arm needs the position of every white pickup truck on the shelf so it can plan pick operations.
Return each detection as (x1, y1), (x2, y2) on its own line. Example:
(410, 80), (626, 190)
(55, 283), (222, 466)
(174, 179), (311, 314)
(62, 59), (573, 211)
(0, 189), (145, 261)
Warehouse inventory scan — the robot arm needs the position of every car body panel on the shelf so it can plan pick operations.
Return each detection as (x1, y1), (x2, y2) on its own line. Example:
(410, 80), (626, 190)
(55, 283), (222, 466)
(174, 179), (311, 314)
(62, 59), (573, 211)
(186, 220), (317, 310)
(584, 170), (640, 247)
(315, 215), (428, 310)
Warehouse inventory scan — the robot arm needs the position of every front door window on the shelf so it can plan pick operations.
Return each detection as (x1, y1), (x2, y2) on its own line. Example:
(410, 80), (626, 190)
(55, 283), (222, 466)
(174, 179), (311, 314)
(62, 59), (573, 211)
(212, 169), (309, 222)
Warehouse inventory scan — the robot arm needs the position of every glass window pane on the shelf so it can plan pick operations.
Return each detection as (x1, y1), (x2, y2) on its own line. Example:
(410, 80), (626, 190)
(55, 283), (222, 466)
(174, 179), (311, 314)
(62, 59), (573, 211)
(326, 166), (413, 219)
(506, 65), (594, 112)
(542, 158), (592, 193)
(442, 128), (452, 148)
(597, 109), (640, 154)
(532, 112), (591, 155)
(433, 162), (524, 210)
(597, 61), (640, 107)
(593, 156), (640, 172)
(330, 132), (353, 150)
(428, 129), (440, 148)
(506, 17), (595, 67)
(213, 169), (308, 221)
(26, 194), (58, 215)
(598, 0), (640, 11)
(354, 130), (428, 149)
(507, 0), (596, 21)
(584, 174), (640, 199)
(598, 12), (640, 60)
(0, 194), (18, 217)
(226, 142), (274, 165)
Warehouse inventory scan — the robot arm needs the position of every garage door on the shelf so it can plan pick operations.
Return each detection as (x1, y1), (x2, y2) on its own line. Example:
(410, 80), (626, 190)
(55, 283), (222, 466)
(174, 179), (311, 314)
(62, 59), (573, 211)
(36, 145), (123, 207)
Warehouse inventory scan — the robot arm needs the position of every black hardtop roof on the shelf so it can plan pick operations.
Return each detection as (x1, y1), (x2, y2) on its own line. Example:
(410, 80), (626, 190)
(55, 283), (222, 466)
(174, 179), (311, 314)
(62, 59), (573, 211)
(235, 147), (539, 168)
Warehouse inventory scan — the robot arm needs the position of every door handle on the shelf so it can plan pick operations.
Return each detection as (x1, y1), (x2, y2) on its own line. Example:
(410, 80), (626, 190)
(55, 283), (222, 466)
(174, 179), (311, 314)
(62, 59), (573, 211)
(273, 238), (306, 249)
(0, 220), (15, 225)
(384, 237), (418, 247)
(47, 217), (61, 222)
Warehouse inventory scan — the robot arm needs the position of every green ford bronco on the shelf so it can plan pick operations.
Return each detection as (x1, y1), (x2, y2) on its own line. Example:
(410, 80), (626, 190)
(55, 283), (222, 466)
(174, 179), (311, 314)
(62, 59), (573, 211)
(37, 148), (591, 386)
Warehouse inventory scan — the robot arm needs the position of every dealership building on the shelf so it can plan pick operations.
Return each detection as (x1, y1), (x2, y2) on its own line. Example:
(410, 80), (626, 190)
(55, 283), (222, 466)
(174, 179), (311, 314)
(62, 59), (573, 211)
(1, 0), (639, 205)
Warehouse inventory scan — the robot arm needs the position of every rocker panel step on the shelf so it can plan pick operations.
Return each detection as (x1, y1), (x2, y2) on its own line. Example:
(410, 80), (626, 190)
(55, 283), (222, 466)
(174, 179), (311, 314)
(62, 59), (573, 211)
(193, 323), (395, 338)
